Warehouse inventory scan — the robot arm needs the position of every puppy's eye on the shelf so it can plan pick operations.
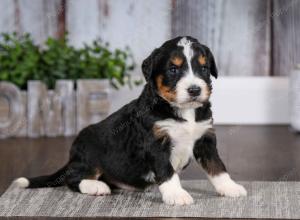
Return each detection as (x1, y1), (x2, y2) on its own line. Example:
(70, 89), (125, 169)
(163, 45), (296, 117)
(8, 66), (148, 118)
(169, 66), (177, 73)
(201, 66), (208, 74)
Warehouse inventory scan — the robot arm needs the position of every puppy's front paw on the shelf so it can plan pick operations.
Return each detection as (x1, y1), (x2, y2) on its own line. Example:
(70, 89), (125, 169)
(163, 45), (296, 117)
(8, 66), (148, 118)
(162, 189), (194, 205)
(216, 181), (247, 197)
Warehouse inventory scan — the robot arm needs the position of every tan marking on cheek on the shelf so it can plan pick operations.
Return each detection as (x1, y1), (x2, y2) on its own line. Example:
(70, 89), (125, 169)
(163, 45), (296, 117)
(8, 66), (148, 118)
(171, 56), (183, 67)
(198, 55), (207, 65)
(156, 75), (177, 102)
(204, 84), (211, 96)
(201, 84), (211, 100)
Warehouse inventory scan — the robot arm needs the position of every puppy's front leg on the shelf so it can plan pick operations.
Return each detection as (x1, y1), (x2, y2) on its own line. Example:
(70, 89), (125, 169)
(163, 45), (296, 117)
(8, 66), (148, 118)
(159, 173), (193, 205)
(152, 151), (193, 205)
(193, 129), (247, 197)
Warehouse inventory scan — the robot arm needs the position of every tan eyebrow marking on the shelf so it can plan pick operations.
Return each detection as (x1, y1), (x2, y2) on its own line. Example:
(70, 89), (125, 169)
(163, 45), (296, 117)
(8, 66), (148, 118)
(198, 55), (206, 65)
(170, 56), (183, 67)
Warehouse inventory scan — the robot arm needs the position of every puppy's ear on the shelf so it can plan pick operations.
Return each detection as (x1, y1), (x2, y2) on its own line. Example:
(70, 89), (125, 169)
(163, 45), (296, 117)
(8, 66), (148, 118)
(206, 47), (218, 79)
(142, 48), (162, 81)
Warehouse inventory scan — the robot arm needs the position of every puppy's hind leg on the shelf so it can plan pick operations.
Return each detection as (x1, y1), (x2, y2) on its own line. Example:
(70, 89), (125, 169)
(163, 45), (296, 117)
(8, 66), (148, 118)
(66, 162), (111, 196)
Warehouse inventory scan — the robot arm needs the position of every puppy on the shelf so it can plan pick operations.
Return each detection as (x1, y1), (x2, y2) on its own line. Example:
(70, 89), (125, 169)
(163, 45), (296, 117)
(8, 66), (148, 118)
(15, 36), (246, 205)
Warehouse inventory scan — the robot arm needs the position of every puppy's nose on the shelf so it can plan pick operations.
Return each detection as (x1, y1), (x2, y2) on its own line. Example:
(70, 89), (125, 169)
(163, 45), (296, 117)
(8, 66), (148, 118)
(187, 85), (201, 97)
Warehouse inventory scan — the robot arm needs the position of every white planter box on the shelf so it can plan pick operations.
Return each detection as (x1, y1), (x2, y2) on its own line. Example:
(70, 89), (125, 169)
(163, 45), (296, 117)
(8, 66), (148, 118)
(0, 80), (110, 138)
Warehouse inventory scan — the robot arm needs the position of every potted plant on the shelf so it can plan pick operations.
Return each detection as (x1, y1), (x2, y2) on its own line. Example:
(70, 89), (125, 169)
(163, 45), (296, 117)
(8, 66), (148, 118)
(0, 33), (136, 138)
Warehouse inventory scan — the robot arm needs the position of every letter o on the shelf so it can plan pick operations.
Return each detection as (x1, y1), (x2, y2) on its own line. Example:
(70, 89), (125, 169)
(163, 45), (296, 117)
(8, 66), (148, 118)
(0, 82), (24, 138)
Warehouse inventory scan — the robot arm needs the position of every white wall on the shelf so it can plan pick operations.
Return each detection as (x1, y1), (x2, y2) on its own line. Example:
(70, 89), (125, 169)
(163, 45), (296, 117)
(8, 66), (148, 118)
(109, 77), (289, 125)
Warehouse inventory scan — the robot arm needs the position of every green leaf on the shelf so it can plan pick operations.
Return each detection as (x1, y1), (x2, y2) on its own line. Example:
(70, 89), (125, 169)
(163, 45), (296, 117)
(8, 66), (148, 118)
(0, 32), (136, 89)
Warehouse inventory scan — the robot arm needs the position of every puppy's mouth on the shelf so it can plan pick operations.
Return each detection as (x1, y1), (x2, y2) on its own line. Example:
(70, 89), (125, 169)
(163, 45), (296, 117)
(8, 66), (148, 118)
(172, 99), (204, 109)
(190, 96), (199, 101)
(174, 93), (211, 108)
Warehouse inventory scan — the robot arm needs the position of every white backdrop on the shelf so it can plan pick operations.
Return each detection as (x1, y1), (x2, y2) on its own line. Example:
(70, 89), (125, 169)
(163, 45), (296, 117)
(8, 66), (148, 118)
(109, 77), (289, 124)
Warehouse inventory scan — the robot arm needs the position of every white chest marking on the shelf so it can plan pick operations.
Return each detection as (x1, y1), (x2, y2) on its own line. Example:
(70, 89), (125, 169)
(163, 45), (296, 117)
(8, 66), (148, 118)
(155, 109), (212, 171)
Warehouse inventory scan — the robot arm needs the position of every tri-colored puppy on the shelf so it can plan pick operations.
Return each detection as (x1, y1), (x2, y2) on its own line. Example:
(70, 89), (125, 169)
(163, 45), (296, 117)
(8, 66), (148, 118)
(15, 36), (247, 205)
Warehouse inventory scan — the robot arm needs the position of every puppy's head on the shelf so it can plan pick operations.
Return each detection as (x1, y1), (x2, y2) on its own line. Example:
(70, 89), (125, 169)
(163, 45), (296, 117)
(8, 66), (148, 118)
(142, 36), (218, 109)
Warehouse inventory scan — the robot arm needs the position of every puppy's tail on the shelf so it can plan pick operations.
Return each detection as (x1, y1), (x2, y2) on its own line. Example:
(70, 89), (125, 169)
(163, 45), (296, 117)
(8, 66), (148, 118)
(14, 164), (68, 188)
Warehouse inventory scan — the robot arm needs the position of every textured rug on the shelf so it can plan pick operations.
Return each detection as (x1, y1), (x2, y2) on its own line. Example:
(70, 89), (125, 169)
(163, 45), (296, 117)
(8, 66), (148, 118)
(0, 180), (299, 219)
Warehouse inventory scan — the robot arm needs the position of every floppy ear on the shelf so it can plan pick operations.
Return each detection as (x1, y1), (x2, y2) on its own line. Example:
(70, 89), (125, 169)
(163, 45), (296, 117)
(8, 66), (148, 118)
(142, 48), (161, 81)
(206, 48), (218, 79)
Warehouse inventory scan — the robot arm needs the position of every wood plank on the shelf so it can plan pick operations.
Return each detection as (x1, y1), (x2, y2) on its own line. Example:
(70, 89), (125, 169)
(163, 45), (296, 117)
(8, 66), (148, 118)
(272, 0), (300, 76)
(172, 0), (271, 76)
(66, 0), (171, 73)
(66, 0), (101, 46)
(17, 0), (63, 44)
(0, 0), (18, 34)
(0, 0), (64, 42)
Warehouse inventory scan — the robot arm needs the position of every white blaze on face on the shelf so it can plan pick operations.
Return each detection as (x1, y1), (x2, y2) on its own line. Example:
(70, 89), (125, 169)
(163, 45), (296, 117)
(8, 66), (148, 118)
(176, 37), (209, 108)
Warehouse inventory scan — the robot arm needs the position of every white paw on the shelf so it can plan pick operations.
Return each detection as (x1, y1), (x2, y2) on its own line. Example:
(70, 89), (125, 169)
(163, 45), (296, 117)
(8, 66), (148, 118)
(162, 188), (194, 205)
(79, 180), (111, 196)
(216, 181), (247, 197)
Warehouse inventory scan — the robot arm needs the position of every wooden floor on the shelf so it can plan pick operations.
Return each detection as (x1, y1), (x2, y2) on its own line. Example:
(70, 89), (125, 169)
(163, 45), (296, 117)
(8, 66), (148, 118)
(0, 125), (300, 220)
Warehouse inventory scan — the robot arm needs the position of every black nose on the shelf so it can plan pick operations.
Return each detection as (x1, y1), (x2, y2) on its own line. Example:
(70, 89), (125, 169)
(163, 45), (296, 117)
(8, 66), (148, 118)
(187, 85), (201, 97)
